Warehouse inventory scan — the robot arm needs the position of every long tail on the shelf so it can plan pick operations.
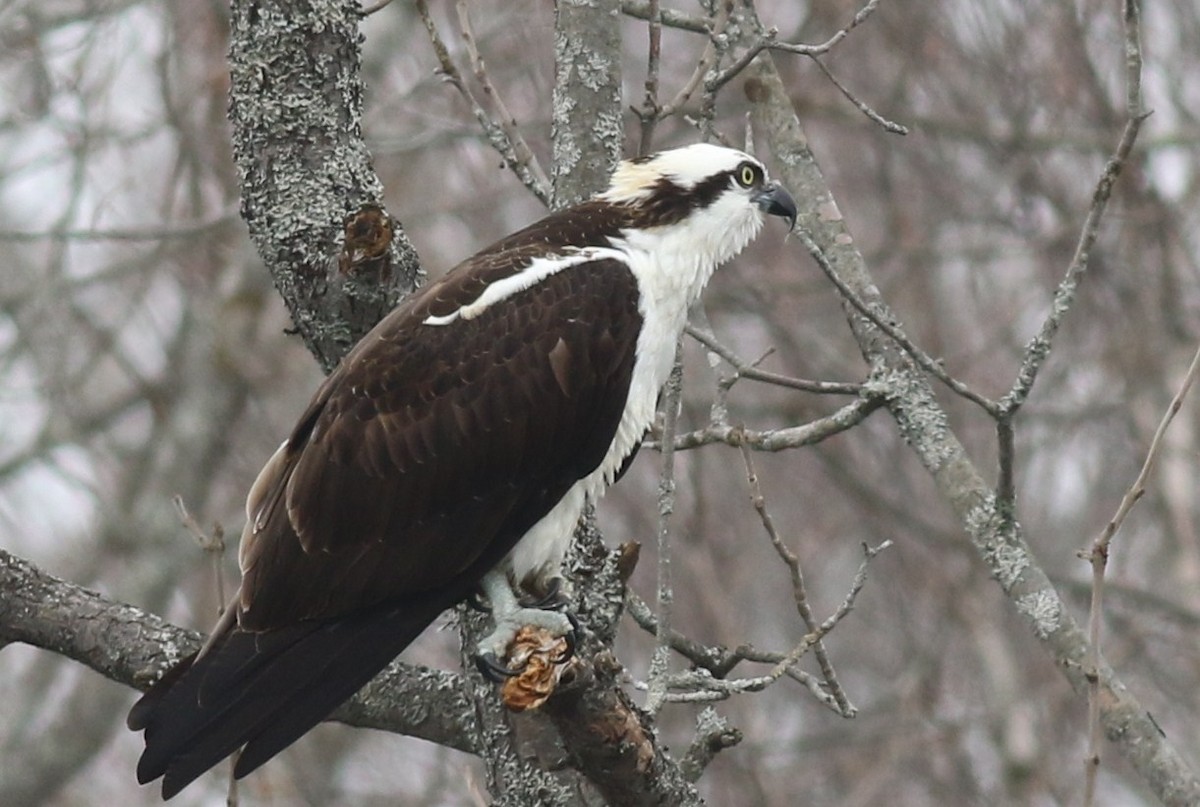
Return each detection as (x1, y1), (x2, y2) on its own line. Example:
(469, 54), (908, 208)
(128, 598), (449, 799)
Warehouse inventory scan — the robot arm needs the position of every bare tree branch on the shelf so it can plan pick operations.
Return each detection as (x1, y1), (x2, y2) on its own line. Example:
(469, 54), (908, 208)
(620, 0), (709, 35)
(0, 548), (479, 753)
(550, 0), (623, 207)
(631, 540), (888, 707)
(658, 395), (883, 451)
(1083, 340), (1200, 804)
(5, 1), (1196, 803)
(455, 0), (553, 199)
(679, 708), (742, 783)
(802, 54), (909, 135)
(738, 441), (854, 716)
(227, 0), (423, 373)
(742, 7), (1200, 803)
(685, 323), (862, 395)
(413, 0), (551, 207)
(644, 341), (684, 716)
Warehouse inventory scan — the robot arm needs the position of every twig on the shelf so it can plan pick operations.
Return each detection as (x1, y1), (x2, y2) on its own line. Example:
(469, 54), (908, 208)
(679, 708), (742, 782)
(659, 4), (732, 119)
(1091, 343), (1200, 541)
(172, 494), (226, 611)
(690, 306), (733, 427)
(636, 0), (663, 154)
(620, 0), (711, 34)
(996, 415), (1016, 511)
(805, 55), (908, 135)
(622, 0), (886, 57)
(693, 3), (736, 138)
(1081, 4), (1147, 803)
(999, 113), (1149, 418)
(632, 1), (734, 145)
(706, 29), (778, 95)
(454, 1), (551, 195)
(360, 0), (392, 15)
(627, 591), (833, 690)
(415, 0), (551, 205)
(738, 440), (852, 715)
(1082, 338), (1200, 804)
(645, 340), (685, 715)
(173, 494), (233, 799)
(685, 323), (862, 395)
(707, 0), (895, 107)
(794, 229), (1000, 414)
(767, 0), (886, 56)
(657, 395), (883, 452)
(998, 116), (1147, 420)
(632, 541), (889, 707)
(626, 592), (740, 674)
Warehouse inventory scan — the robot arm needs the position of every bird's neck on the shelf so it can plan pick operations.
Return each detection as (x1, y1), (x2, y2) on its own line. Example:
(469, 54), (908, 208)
(612, 213), (761, 316)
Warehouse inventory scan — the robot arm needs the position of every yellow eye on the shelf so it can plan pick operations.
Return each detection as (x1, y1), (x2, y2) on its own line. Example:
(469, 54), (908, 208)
(738, 164), (757, 187)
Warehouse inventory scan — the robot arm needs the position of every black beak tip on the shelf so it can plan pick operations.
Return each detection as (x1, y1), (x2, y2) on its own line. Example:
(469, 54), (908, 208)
(756, 184), (798, 232)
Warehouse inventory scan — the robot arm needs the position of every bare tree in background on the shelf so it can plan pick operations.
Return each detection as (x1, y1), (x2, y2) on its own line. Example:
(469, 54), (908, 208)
(2, 1), (1200, 804)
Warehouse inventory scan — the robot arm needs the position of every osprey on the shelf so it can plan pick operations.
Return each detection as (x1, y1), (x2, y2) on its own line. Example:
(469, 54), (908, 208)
(128, 143), (796, 798)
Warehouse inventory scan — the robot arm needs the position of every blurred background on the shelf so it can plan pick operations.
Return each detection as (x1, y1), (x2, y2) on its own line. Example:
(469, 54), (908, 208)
(1, 1), (1198, 804)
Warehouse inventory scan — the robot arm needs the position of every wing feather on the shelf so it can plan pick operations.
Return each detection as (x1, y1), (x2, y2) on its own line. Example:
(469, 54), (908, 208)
(237, 254), (641, 630)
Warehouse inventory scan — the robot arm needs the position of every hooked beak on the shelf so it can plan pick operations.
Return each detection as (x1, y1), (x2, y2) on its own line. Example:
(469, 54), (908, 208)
(753, 182), (797, 232)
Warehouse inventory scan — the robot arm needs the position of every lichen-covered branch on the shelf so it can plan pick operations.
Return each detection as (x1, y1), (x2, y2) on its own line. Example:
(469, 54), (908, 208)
(227, 0), (422, 372)
(551, 0), (624, 207)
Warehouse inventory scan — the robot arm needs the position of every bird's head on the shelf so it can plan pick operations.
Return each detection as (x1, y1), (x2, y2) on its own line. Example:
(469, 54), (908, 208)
(600, 143), (797, 270)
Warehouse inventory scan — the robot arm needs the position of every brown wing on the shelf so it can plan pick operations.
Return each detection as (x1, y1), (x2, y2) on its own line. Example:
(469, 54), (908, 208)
(236, 252), (642, 630)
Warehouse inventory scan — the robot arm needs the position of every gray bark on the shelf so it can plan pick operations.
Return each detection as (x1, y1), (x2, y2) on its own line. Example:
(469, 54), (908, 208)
(551, 0), (625, 208)
(227, 0), (423, 373)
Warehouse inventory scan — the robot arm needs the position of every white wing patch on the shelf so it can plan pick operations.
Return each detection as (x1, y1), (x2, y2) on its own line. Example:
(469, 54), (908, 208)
(422, 247), (627, 326)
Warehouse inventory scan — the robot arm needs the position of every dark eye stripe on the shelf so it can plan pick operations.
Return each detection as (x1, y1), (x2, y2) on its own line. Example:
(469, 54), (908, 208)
(626, 163), (763, 227)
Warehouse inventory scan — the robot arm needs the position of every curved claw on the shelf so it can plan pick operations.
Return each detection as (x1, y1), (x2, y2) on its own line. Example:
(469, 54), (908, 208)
(552, 611), (581, 664)
(519, 577), (567, 610)
(465, 589), (491, 613)
(475, 651), (521, 682)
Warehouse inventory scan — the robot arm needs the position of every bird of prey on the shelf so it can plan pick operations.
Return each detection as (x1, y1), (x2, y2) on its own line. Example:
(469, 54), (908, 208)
(128, 143), (797, 798)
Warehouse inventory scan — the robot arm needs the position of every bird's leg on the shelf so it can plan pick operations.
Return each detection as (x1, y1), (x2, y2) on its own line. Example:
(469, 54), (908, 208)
(473, 569), (577, 681)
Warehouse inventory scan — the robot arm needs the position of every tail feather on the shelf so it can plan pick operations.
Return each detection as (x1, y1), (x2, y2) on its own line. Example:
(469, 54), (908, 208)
(127, 649), (200, 732)
(130, 598), (449, 799)
(146, 623), (328, 795)
(233, 604), (444, 778)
